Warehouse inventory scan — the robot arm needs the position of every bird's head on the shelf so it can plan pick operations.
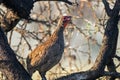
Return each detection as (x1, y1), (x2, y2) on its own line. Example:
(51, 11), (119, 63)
(57, 16), (72, 28)
(62, 16), (72, 28)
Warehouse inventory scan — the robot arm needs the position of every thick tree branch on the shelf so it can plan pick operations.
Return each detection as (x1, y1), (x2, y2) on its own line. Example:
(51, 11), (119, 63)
(0, 10), (20, 32)
(0, 0), (76, 32)
(56, 70), (99, 80)
(34, 0), (74, 5)
(0, 27), (32, 80)
(1, 0), (34, 19)
(103, 71), (120, 78)
(102, 0), (112, 17)
(56, 70), (120, 80)
(1, 0), (75, 20)
(102, 0), (120, 17)
(102, 0), (119, 79)
(115, 55), (120, 61)
(91, 0), (119, 70)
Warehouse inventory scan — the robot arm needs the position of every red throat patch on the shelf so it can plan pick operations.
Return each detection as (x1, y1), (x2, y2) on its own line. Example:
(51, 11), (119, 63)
(63, 21), (70, 28)
(62, 16), (71, 28)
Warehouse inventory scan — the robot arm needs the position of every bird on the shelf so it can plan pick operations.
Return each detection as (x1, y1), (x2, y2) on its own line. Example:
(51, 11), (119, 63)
(26, 16), (71, 80)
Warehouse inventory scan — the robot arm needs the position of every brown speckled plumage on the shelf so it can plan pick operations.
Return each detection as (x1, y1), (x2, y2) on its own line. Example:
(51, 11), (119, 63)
(27, 16), (71, 80)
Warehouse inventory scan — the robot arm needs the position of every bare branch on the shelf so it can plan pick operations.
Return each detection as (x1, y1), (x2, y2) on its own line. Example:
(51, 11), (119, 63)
(102, 0), (120, 17)
(102, 0), (112, 17)
(115, 55), (120, 61)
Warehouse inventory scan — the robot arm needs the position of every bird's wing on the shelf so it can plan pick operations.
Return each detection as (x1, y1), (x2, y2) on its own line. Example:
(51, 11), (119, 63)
(27, 44), (47, 66)
(41, 43), (61, 66)
(27, 40), (61, 66)
(32, 43), (61, 67)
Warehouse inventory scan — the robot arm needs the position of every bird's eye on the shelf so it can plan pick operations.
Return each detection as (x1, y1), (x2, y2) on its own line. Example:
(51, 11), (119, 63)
(63, 16), (71, 22)
(64, 17), (70, 20)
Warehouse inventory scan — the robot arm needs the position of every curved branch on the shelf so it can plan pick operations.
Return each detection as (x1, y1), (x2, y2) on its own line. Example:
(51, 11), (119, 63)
(102, 0), (112, 17)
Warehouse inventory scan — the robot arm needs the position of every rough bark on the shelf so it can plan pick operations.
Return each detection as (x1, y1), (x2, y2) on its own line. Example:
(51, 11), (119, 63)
(91, 0), (119, 80)
(1, 0), (34, 19)
(0, 0), (75, 32)
(0, 10), (20, 32)
(0, 0), (34, 32)
(34, 0), (75, 5)
(0, 28), (31, 80)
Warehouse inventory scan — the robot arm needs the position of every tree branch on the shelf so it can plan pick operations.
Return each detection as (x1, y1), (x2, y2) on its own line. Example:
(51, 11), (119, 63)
(115, 55), (120, 61)
(102, 0), (112, 17)
(56, 70), (99, 80)
(0, 27), (32, 80)
(34, 0), (74, 5)
(1, 0), (34, 19)
(103, 71), (120, 78)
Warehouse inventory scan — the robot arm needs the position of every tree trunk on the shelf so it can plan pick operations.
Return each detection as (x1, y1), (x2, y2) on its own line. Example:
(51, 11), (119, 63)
(0, 28), (32, 80)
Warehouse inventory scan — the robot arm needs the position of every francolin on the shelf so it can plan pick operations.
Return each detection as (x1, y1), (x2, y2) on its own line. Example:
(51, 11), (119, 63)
(27, 16), (71, 80)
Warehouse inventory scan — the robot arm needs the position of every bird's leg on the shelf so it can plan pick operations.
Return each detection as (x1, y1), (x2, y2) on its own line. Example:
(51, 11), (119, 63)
(40, 72), (47, 80)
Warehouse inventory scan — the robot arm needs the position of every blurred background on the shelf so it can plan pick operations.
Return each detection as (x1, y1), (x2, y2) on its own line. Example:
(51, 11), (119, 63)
(0, 0), (120, 80)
